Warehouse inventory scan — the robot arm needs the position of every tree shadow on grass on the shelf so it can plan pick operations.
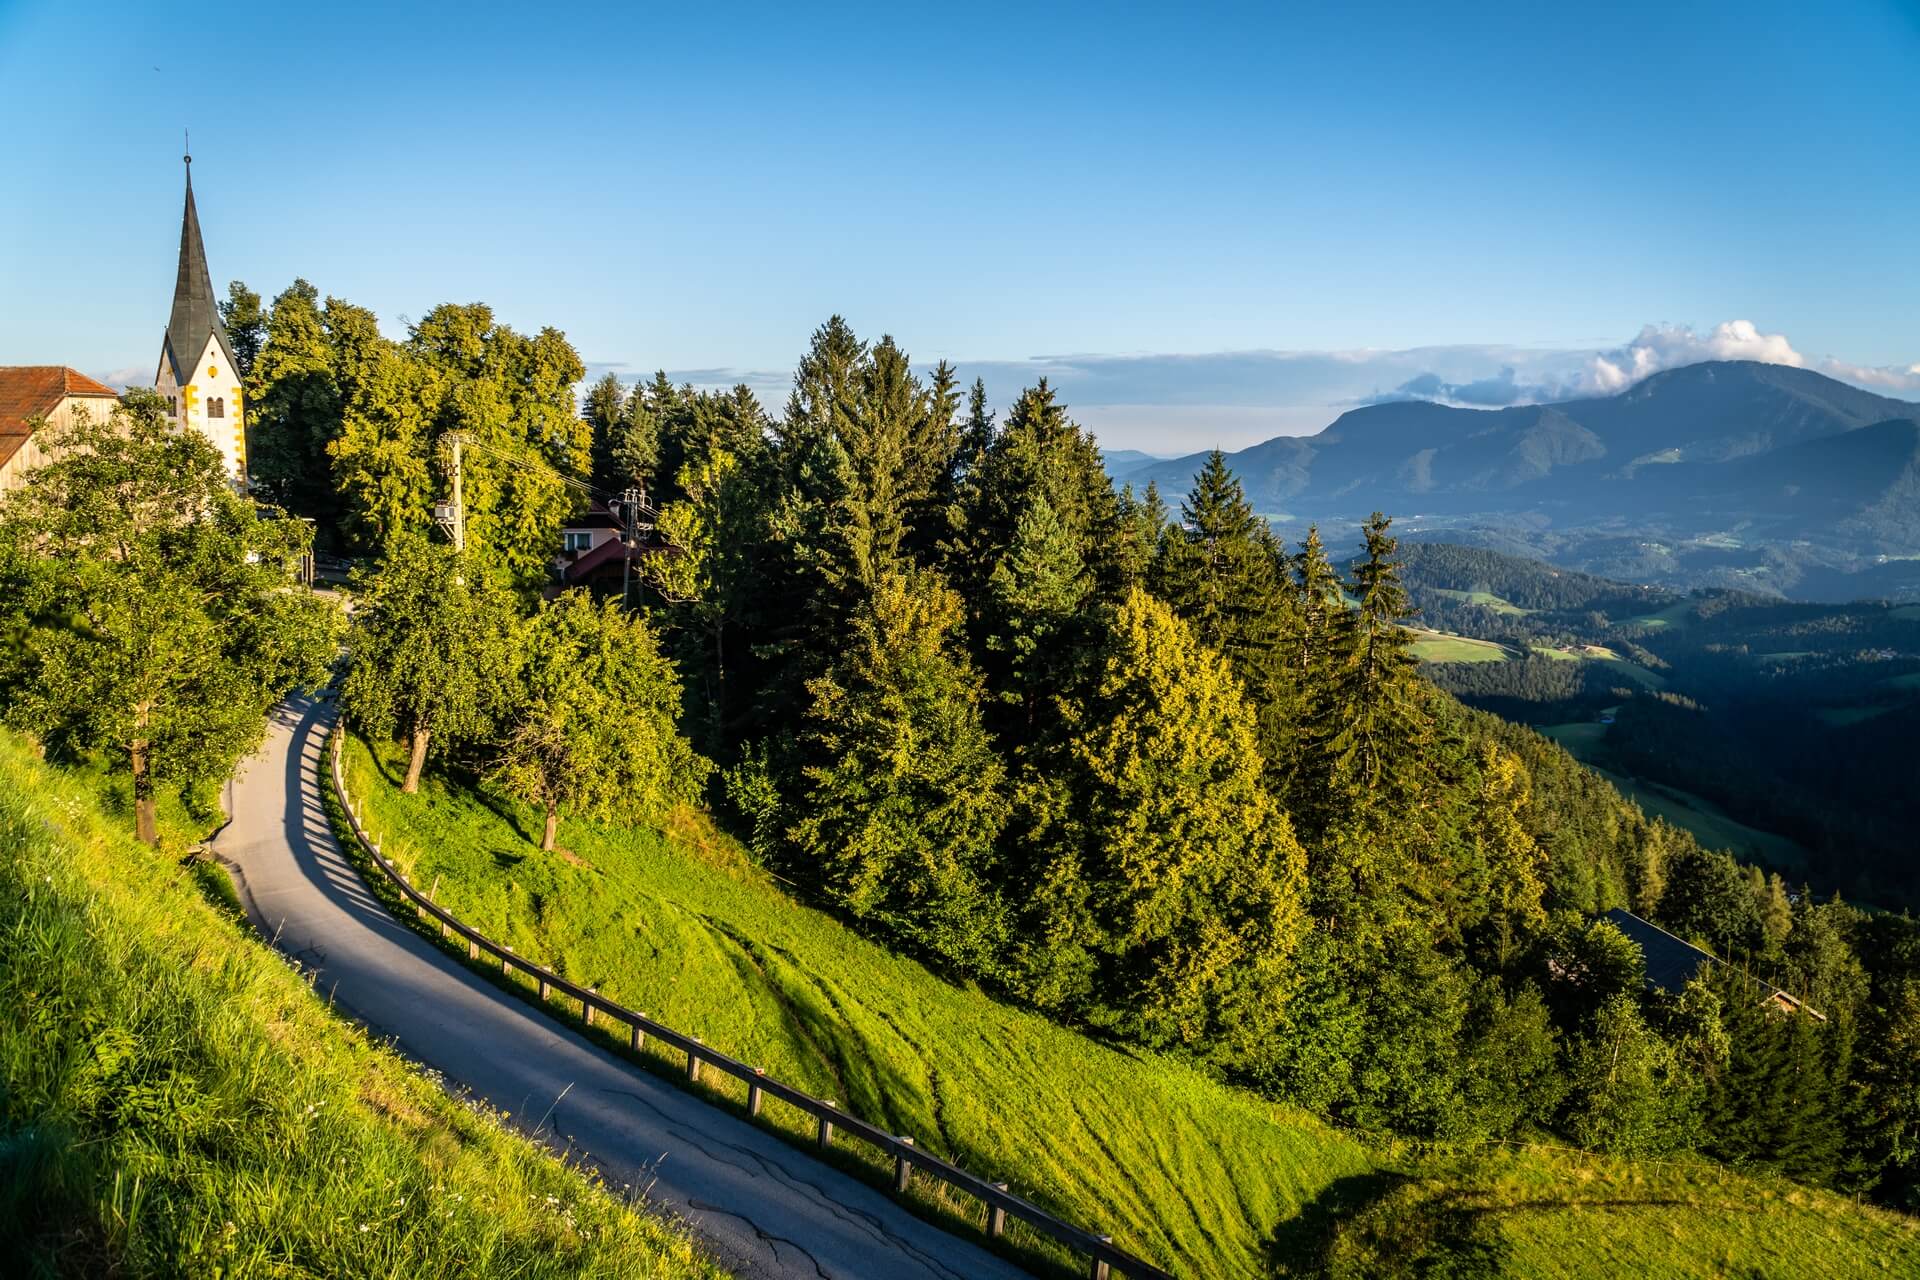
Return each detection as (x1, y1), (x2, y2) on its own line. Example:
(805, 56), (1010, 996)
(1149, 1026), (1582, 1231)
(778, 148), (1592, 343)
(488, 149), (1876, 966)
(1266, 1170), (1511, 1279)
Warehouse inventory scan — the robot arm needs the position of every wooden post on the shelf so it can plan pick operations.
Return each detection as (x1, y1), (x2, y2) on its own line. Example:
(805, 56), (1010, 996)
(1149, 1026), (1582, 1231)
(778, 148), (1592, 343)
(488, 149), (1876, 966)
(501, 946), (512, 976)
(467, 939), (478, 961)
(893, 1137), (914, 1194)
(988, 1184), (1008, 1238)
(1090, 1236), (1112, 1280)
(539, 978), (550, 1001)
(816, 1106), (834, 1148)
(632, 1015), (647, 1052)
(687, 1035), (702, 1082)
(748, 1068), (764, 1117)
(584, 989), (595, 1027)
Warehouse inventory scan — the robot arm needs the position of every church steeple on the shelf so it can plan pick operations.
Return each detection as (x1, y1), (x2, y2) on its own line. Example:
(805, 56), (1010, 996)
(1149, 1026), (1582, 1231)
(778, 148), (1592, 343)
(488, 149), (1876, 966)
(161, 150), (235, 385)
(154, 150), (247, 485)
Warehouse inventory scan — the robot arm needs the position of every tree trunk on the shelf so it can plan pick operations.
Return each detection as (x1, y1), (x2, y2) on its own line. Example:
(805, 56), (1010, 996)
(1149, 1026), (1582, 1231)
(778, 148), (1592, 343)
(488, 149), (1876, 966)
(130, 737), (158, 846)
(541, 803), (559, 852)
(403, 723), (431, 794)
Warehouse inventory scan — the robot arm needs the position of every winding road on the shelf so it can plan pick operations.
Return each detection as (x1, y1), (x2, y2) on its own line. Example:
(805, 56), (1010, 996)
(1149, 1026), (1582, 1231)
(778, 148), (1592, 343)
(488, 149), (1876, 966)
(214, 695), (1033, 1280)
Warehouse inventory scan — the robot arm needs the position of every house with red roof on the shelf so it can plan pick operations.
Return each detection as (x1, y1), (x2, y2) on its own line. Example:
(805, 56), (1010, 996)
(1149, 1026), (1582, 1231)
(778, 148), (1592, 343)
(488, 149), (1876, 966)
(0, 366), (122, 491)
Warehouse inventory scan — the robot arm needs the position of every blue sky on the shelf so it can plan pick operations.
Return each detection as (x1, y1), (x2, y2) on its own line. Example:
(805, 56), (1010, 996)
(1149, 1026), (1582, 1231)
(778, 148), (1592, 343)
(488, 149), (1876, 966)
(3, 0), (1917, 448)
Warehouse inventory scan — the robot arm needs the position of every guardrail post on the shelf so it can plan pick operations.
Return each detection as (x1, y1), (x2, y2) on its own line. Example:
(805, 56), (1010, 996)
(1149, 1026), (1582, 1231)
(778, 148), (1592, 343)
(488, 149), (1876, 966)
(893, 1137), (914, 1194)
(584, 989), (595, 1027)
(816, 1105), (835, 1148)
(748, 1068), (764, 1117)
(501, 945), (512, 976)
(1091, 1236), (1112, 1280)
(687, 1035), (702, 1082)
(632, 1015), (646, 1052)
(468, 938), (478, 961)
(989, 1184), (1008, 1238)
(539, 978), (550, 1001)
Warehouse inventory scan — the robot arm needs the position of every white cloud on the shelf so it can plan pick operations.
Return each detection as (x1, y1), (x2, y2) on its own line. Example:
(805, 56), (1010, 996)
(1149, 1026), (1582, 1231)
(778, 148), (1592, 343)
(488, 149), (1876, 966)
(1582, 320), (1805, 393)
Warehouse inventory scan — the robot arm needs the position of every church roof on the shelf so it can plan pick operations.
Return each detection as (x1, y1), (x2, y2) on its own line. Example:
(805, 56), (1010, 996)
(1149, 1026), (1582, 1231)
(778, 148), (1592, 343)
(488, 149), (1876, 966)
(0, 366), (121, 470)
(161, 160), (238, 385)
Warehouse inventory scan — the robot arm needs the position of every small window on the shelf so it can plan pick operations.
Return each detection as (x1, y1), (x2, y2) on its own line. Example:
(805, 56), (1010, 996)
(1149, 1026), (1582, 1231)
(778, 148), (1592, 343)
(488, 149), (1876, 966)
(207, 397), (225, 419)
(563, 531), (593, 552)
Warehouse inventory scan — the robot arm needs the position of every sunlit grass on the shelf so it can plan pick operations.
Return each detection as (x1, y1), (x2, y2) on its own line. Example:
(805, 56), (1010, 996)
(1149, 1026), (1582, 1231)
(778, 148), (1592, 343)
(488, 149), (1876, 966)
(0, 730), (721, 1280)
(345, 732), (1919, 1279)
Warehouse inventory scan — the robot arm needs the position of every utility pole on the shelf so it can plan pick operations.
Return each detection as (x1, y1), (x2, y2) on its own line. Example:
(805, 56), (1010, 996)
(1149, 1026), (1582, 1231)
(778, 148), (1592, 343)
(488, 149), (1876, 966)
(619, 486), (637, 611)
(433, 433), (469, 552)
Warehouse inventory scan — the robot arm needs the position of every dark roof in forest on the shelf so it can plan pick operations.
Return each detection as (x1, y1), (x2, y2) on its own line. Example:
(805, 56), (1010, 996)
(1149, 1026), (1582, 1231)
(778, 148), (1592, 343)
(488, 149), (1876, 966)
(161, 161), (237, 384)
(1603, 908), (1716, 994)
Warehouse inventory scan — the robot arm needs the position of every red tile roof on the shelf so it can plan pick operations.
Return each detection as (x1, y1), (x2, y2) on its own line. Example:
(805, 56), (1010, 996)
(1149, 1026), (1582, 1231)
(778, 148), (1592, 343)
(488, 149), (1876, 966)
(0, 366), (122, 470)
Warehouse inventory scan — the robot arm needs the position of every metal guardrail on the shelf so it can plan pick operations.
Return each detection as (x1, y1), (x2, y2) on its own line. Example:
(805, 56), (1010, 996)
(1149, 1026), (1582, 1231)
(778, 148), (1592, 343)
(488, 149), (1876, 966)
(328, 730), (1174, 1280)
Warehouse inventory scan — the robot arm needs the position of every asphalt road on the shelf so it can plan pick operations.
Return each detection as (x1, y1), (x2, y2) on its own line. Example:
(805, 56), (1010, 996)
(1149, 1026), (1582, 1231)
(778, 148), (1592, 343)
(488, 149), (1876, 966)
(215, 694), (1034, 1280)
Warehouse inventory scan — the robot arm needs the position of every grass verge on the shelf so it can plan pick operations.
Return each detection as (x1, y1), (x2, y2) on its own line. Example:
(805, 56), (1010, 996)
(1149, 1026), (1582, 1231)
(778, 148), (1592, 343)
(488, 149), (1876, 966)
(0, 729), (722, 1280)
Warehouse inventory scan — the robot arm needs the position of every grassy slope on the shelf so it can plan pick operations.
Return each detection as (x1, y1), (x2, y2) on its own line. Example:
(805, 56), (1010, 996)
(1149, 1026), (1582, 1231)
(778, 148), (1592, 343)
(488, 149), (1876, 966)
(344, 734), (1919, 1279)
(1432, 588), (1532, 616)
(1537, 723), (1806, 872)
(0, 730), (720, 1280)
(1410, 631), (1513, 663)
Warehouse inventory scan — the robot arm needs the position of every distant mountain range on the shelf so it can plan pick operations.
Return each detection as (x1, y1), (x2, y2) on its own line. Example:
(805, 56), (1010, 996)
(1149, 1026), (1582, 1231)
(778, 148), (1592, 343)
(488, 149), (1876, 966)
(1109, 362), (1920, 600)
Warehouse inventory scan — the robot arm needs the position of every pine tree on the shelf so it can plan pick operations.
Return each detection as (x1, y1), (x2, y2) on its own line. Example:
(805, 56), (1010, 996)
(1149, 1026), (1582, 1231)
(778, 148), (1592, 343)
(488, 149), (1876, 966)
(903, 358), (963, 564)
(1021, 588), (1308, 1063)
(1149, 451), (1301, 777)
(789, 570), (1009, 973)
(1111, 480), (1166, 589)
(984, 494), (1091, 732)
(582, 372), (628, 490)
(1318, 512), (1427, 811)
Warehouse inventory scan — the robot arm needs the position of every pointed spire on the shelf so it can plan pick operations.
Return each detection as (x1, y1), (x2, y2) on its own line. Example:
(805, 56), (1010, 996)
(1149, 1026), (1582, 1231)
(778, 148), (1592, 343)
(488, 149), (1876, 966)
(162, 149), (234, 384)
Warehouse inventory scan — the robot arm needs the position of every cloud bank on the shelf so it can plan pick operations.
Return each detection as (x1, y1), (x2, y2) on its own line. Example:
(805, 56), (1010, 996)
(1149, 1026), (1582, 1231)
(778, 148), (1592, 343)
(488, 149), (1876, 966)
(577, 321), (1920, 454)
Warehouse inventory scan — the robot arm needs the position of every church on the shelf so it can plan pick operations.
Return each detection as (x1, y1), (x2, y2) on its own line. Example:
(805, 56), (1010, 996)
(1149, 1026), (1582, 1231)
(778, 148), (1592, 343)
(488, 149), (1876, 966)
(153, 153), (248, 485)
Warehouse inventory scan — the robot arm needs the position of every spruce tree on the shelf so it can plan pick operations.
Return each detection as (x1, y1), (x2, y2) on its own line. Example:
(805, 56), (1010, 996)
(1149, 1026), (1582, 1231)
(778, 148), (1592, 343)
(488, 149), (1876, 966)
(1318, 512), (1427, 811)
(984, 494), (1091, 732)
(583, 372), (627, 490)
(1149, 451), (1301, 777)
(789, 570), (1009, 973)
(1020, 588), (1308, 1063)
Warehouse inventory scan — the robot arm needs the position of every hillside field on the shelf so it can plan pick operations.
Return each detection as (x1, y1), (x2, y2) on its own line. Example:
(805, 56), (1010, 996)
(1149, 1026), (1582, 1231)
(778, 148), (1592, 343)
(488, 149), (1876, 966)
(1537, 722), (1807, 872)
(341, 733), (1918, 1279)
(0, 730), (719, 1279)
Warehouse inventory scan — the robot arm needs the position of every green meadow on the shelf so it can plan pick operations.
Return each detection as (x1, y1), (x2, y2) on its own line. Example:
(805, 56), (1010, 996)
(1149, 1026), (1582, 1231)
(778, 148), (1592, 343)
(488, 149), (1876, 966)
(1432, 588), (1532, 616)
(1410, 631), (1514, 663)
(342, 732), (1917, 1279)
(0, 730), (720, 1280)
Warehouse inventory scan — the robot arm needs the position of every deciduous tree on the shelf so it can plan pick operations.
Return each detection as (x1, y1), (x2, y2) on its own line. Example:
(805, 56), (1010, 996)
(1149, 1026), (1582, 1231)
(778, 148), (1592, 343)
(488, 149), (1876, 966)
(341, 537), (520, 792)
(0, 393), (338, 843)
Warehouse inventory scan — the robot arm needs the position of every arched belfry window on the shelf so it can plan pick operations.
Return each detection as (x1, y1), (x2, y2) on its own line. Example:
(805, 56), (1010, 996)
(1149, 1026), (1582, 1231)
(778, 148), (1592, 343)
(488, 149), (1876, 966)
(208, 397), (225, 419)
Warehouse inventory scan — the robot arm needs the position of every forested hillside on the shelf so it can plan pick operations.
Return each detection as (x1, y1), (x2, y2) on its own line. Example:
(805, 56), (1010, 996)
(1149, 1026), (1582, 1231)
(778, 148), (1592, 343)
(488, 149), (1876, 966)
(220, 295), (1920, 1254)
(1400, 543), (1920, 908)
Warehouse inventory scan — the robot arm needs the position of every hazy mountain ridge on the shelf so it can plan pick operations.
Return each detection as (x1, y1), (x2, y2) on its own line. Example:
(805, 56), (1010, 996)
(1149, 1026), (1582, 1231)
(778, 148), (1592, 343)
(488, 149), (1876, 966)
(1114, 362), (1920, 597)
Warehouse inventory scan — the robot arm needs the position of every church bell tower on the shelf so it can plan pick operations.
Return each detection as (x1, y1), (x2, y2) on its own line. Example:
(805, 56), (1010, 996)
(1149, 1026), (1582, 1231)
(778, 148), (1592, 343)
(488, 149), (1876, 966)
(154, 150), (247, 484)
